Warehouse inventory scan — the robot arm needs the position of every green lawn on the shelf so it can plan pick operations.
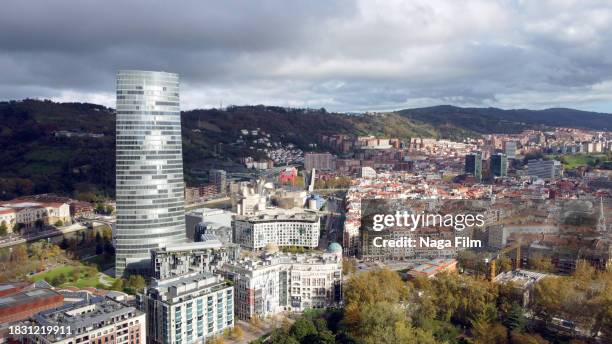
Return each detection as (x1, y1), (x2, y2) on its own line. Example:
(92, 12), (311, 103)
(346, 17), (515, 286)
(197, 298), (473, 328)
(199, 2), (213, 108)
(547, 154), (607, 169)
(31, 263), (116, 289)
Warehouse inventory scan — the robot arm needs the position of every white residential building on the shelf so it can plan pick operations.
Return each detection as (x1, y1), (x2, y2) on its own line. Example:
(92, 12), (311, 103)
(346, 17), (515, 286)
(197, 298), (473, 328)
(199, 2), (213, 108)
(142, 272), (234, 344)
(220, 248), (342, 320)
(232, 208), (320, 250)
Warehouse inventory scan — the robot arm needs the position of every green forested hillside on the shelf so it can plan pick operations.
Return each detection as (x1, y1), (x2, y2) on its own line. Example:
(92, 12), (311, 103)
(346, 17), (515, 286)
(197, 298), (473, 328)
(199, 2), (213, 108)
(2, 100), (607, 200)
(0, 101), (442, 200)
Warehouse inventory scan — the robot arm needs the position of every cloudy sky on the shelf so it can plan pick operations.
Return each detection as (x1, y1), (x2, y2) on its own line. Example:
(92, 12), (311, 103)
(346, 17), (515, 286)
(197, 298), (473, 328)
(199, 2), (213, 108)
(2, 0), (612, 113)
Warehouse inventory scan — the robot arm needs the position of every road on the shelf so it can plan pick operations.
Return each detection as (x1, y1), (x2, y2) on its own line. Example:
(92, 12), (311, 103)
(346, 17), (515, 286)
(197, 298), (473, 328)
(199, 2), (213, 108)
(0, 223), (88, 248)
(185, 196), (231, 211)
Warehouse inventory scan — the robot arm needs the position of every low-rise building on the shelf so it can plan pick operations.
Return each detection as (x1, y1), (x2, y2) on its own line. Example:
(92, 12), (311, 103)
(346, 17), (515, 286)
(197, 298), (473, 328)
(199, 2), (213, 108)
(494, 269), (551, 306)
(0, 200), (71, 230)
(24, 296), (145, 344)
(0, 285), (64, 324)
(406, 258), (458, 279)
(141, 273), (234, 344)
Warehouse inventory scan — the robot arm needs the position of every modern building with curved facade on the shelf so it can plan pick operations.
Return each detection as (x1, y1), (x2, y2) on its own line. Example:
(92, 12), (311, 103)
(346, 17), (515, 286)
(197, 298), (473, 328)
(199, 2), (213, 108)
(115, 70), (186, 277)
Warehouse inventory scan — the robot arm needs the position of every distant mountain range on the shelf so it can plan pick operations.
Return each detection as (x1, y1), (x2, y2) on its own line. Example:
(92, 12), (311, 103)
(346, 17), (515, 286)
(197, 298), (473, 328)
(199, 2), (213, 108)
(0, 99), (609, 200)
(396, 105), (611, 135)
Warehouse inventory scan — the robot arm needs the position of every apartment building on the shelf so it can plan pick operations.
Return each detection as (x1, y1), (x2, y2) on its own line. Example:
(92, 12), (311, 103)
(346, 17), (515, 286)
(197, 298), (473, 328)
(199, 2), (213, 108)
(232, 208), (320, 250)
(220, 250), (342, 320)
(142, 273), (234, 344)
(25, 296), (145, 344)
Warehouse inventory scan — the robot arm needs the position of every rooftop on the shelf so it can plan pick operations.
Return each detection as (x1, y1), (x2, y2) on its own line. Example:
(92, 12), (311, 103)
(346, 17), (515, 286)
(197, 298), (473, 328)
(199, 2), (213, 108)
(0, 288), (61, 312)
(234, 207), (319, 222)
(32, 296), (142, 341)
(494, 269), (551, 287)
(149, 272), (230, 301)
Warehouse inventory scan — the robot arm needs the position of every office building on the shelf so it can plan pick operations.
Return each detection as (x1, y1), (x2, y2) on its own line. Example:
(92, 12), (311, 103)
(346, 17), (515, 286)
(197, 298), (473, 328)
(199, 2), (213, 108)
(304, 153), (336, 171)
(185, 208), (234, 243)
(232, 208), (320, 250)
(490, 153), (508, 177)
(25, 296), (145, 344)
(142, 273), (234, 344)
(465, 152), (483, 181)
(220, 249), (342, 320)
(527, 159), (562, 179)
(115, 70), (187, 277)
(359, 166), (377, 179)
(151, 241), (240, 280)
(503, 141), (517, 159)
(209, 169), (227, 194)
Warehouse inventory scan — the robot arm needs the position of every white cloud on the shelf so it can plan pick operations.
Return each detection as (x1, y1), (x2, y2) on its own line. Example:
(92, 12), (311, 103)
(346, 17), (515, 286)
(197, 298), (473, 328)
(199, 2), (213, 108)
(1, 0), (612, 112)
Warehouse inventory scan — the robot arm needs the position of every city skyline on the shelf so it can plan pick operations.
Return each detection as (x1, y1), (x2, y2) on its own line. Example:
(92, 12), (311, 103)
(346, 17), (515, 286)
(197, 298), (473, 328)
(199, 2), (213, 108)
(1, 1), (612, 113)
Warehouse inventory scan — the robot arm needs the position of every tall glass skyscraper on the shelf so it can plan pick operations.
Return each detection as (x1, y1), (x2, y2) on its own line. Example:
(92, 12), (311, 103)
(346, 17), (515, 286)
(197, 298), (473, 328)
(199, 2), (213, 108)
(115, 70), (186, 277)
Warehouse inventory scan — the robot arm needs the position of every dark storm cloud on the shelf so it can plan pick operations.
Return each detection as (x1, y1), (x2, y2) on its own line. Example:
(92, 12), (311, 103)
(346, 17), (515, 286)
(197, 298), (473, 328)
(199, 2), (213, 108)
(2, 0), (612, 112)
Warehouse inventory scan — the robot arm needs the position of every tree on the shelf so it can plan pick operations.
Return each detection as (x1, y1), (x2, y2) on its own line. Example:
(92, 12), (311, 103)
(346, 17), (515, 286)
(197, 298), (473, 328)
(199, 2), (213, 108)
(289, 318), (317, 342)
(51, 273), (67, 286)
(111, 278), (124, 291)
(206, 336), (224, 344)
(497, 256), (513, 274)
(268, 329), (299, 344)
(231, 326), (244, 340)
(54, 220), (64, 227)
(344, 301), (435, 344)
(471, 320), (508, 344)
(344, 268), (411, 306)
(10, 244), (28, 262)
(510, 331), (549, 344)
(0, 221), (7, 236)
(303, 329), (335, 344)
(95, 203), (105, 214)
(503, 303), (526, 333)
(125, 274), (145, 293)
(71, 267), (81, 282)
(528, 254), (553, 272)
(342, 258), (357, 275)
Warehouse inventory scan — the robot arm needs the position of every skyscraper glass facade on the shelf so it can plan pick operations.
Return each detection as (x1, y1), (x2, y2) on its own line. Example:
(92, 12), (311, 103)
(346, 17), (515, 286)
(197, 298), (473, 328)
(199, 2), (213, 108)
(115, 70), (186, 277)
